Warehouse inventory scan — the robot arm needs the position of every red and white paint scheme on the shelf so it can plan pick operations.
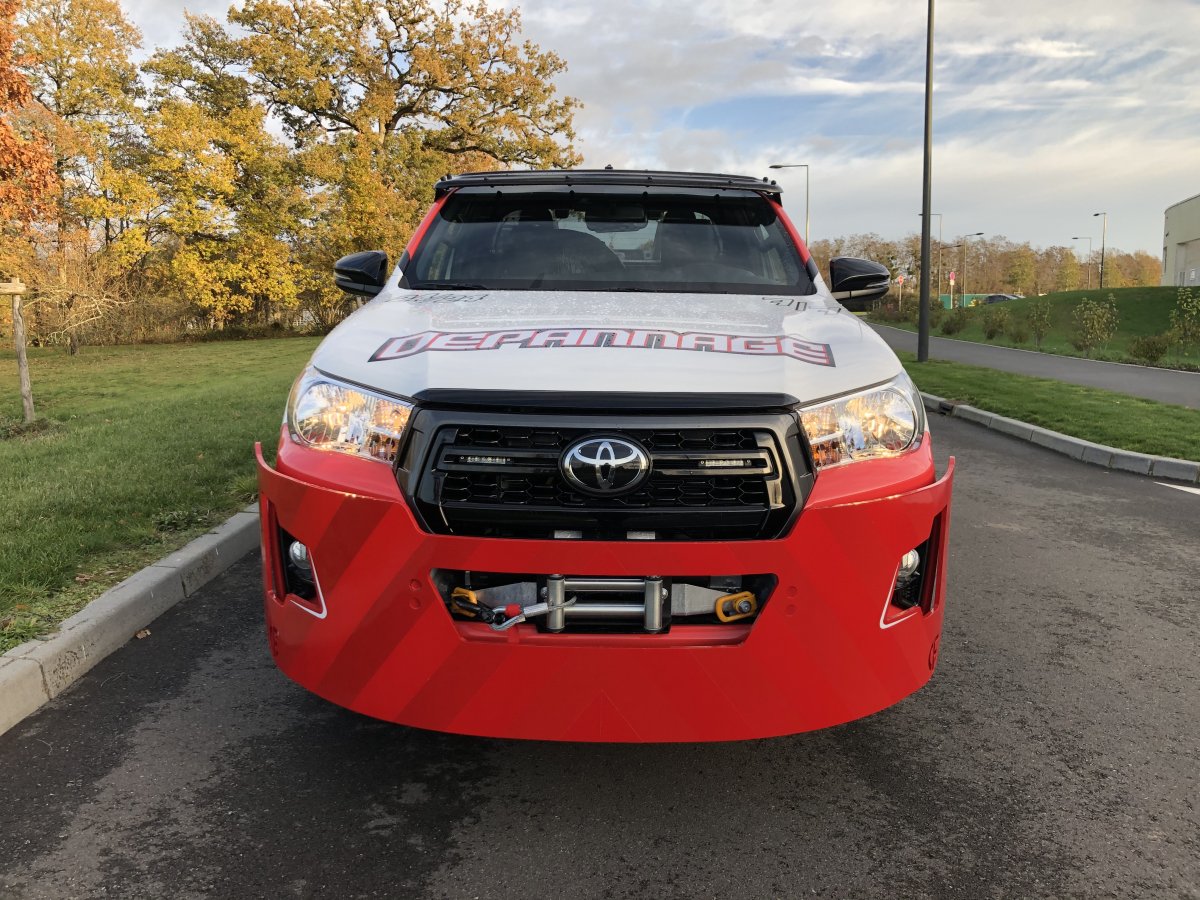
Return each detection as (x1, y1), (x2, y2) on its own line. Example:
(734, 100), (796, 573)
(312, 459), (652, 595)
(257, 170), (955, 742)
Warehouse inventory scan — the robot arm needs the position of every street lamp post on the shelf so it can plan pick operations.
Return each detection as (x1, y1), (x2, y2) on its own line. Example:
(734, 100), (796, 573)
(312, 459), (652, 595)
(1071, 236), (1093, 289)
(916, 0), (936, 362)
(768, 164), (810, 246)
(1093, 212), (1107, 289)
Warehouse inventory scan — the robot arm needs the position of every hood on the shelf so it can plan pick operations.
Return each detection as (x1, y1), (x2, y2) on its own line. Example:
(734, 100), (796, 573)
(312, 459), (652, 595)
(309, 288), (903, 406)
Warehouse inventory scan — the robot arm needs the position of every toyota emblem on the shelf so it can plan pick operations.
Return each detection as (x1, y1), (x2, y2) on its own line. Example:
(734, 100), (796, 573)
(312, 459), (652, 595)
(560, 436), (651, 495)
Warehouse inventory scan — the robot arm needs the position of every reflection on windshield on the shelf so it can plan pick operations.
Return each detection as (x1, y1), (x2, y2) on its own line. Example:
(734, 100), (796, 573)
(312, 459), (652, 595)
(405, 191), (814, 296)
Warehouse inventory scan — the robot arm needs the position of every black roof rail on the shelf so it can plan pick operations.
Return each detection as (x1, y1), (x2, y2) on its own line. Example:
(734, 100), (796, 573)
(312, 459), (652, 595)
(434, 169), (783, 198)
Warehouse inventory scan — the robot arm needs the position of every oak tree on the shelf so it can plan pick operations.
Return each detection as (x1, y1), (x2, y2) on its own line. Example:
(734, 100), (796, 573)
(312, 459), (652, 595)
(151, 1), (581, 325)
(228, 0), (579, 162)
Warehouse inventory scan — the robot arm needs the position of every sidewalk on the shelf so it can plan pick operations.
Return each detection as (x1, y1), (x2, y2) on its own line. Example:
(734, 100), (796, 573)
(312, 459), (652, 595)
(870, 323), (1200, 410)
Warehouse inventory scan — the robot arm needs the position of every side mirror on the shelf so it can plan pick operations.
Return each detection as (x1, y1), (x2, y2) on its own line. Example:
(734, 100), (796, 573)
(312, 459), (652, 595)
(828, 257), (890, 309)
(334, 250), (389, 297)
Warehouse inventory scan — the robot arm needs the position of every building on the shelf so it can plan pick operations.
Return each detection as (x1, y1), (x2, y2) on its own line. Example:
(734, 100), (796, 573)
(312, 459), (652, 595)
(1163, 192), (1200, 286)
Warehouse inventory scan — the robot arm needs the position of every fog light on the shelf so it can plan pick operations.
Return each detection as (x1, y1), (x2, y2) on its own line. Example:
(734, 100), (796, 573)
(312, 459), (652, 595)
(288, 540), (312, 573)
(279, 529), (317, 602)
(890, 549), (923, 611)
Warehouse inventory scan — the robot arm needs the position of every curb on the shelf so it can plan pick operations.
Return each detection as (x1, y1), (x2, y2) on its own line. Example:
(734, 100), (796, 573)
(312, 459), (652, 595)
(0, 505), (260, 738)
(920, 393), (1200, 484)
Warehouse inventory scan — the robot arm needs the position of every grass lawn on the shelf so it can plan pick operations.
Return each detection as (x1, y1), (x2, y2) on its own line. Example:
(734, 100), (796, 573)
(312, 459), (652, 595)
(1, 338), (318, 652)
(876, 286), (1200, 370)
(900, 352), (1200, 462)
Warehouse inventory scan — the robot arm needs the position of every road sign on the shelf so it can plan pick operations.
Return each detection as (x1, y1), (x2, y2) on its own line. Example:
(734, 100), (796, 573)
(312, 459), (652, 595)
(949, 271), (956, 283)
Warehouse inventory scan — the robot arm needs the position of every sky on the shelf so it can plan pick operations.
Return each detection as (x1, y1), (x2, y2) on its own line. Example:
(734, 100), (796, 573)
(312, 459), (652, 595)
(121, 0), (1200, 257)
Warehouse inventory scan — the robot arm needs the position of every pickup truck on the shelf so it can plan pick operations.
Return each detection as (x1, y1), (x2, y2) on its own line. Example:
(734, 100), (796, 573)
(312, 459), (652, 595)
(256, 169), (955, 742)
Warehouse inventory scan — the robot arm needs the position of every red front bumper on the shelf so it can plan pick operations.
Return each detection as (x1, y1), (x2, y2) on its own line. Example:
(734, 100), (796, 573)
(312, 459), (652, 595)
(257, 440), (954, 742)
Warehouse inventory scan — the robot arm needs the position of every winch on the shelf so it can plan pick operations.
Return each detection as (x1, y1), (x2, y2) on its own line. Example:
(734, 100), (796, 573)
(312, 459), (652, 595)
(440, 572), (773, 634)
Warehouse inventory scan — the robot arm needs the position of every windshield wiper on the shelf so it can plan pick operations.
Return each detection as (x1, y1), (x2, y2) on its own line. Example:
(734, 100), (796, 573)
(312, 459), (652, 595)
(416, 282), (491, 290)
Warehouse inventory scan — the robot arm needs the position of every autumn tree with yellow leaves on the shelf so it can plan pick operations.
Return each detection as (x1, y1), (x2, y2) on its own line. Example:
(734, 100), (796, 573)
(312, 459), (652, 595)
(3, 0), (580, 342)
(140, 14), (314, 330)
(1, 0), (56, 421)
(152, 0), (580, 325)
(14, 0), (149, 350)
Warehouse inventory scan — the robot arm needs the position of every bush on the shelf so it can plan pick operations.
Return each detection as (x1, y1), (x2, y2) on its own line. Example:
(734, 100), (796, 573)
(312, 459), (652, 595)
(1007, 320), (1030, 344)
(1170, 286), (1200, 354)
(184, 322), (307, 343)
(940, 307), (968, 335)
(1072, 294), (1119, 357)
(981, 307), (1010, 340)
(870, 300), (940, 328)
(1128, 334), (1170, 364)
(870, 302), (905, 323)
(1028, 298), (1052, 348)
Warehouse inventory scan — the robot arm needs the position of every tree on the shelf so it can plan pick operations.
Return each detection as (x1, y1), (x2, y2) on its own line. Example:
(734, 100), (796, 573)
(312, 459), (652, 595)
(1170, 286), (1200, 355)
(1050, 246), (1081, 293)
(1108, 250), (1161, 288)
(1003, 245), (1036, 296)
(15, 0), (149, 351)
(227, 0), (579, 161)
(0, 0), (53, 225)
(1027, 298), (1052, 349)
(1, 0), (57, 423)
(149, 1), (581, 326)
(143, 18), (314, 328)
(1130, 251), (1162, 286)
(1072, 294), (1119, 357)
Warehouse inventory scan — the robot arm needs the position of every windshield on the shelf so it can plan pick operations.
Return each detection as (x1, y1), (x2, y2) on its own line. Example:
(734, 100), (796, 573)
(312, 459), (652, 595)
(404, 189), (814, 295)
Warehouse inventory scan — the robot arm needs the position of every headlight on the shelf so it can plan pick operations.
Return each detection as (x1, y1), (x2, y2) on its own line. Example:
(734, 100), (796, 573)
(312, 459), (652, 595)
(287, 367), (412, 463)
(798, 374), (924, 469)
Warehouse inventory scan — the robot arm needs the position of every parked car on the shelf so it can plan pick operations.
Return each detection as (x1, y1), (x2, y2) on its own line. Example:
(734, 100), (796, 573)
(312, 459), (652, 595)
(256, 169), (955, 742)
(982, 293), (1019, 304)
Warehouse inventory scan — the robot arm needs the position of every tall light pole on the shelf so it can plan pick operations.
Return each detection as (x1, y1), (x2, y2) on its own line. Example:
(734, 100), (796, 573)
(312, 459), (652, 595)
(1093, 212), (1107, 289)
(769, 164), (810, 246)
(920, 212), (944, 300)
(963, 231), (984, 302)
(1071, 236), (1093, 289)
(917, 0), (936, 362)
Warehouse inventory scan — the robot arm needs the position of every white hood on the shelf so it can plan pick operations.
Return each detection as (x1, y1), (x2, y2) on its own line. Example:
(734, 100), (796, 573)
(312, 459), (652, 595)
(310, 288), (902, 406)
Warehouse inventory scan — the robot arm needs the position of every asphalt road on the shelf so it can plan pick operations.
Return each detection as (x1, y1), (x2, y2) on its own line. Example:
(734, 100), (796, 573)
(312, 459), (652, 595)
(870, 322), (1200, 410)
(2, 416), (1198, 899)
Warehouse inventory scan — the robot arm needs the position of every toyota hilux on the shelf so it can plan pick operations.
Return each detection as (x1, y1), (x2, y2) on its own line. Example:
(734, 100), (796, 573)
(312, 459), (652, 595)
(256, 169), (955, 742)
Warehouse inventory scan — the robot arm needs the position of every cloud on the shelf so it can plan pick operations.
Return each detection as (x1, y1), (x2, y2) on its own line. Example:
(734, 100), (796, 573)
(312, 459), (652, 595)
(783, 76), (925, 98)
(1014, 38), (1095, 59)
(121, 0), (229, 55)
(119, 0), (1200, 253)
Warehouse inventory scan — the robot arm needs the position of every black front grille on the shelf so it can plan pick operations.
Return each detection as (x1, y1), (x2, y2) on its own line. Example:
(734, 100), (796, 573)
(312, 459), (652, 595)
(441, 471), (771, 509)
(402, 412), (813, 541)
